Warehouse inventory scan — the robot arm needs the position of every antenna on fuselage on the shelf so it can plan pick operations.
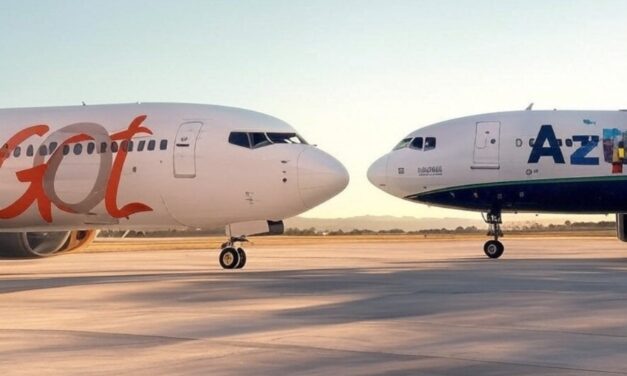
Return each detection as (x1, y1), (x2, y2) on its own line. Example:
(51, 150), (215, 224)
(82, 101), (87, 106)
(525, 102), (534, 111)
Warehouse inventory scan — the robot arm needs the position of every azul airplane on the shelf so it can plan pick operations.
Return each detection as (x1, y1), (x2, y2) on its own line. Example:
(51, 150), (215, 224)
(368, 108), (627, 258)
(0, 103), (349, 268)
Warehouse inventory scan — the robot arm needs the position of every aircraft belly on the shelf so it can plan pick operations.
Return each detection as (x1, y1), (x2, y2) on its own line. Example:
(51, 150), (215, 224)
(408, 176), (627, 213)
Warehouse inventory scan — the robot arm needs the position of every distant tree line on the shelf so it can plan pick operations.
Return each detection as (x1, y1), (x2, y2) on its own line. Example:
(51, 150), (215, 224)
(285, 225), (479, 236)
(99, 228), (224, 238)
(98, 221), (616, 238)
(283, 221), (616, 236)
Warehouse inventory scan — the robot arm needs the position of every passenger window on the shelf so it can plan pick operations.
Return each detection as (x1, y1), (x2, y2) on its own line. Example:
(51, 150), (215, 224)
(49, 142), (58, 153)
(251, 133), (270, 148)
(13, 146), (21, 158)
(73, 144), (82, 155)
(87, 142), (95, 155)
(393, 138), (412, 151)
(410, 137), (423, 150)
(27, 145), (34, 157)
(100, 142), (108, 153)
(229, 132), (251, 148)
(63, 145), (70, 156)
(120, 141), (129, 152)
(425, 137), (436, 151)
(38, 145), (47, 156)
(565, 139), (573, 147)
(160, 139), (168, 150)
(111, 142), (118, 153)
(147, 140), (156, 151)
(137, 140), (146, 152)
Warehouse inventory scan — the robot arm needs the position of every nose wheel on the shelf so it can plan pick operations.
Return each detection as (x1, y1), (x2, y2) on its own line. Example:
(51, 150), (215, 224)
(484, 239), (504, 258)
(482, 210), (504, 259)
(219, 237), (248, 269)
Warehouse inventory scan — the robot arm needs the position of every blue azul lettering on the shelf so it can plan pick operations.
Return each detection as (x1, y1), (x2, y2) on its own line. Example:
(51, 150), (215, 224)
(528, 125), (565, 164)
(570, 135), (599, 165)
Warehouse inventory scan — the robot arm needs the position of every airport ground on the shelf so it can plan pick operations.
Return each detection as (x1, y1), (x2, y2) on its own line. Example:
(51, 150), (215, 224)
(2, 235), (627, 375)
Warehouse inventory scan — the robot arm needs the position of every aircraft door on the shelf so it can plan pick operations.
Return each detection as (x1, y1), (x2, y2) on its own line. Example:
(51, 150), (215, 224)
(472, 121), (500, 169)
(174, 122), (203, 178)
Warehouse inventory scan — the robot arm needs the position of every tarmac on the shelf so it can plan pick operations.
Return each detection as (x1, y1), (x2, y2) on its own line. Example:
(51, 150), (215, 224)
(2, 237), (627, 375)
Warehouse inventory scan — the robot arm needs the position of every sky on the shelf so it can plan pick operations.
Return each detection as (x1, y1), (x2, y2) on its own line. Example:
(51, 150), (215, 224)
(1, 0), (626, 221)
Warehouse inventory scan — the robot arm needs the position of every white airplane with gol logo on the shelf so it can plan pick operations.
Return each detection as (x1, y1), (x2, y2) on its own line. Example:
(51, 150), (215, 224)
(368, 108), (627, 258)
(0, 103), (349, 269)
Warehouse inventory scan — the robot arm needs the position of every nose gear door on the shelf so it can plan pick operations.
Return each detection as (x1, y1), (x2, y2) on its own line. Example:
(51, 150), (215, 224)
(472, 121), (500, 169)
(174, 122), (203, 178)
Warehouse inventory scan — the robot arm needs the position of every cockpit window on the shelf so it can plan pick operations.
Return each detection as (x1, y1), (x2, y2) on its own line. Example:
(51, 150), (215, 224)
(250, 132), (271, 148)
(229, 131), (308, 149)
(410, 137), (423, 150)
(267, 132), (307, 144)
(425, 137), (436, 151)
(229, 132), (251, 148)
(393, 138), (412, 150)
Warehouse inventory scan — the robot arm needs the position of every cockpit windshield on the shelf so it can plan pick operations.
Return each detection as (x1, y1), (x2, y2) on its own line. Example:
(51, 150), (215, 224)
(250, 132), (272, 148)
(393, 136), (437, 151)
(393, 138), (412, 150)
(267, 132), (307, 144)
(229, 131), (308, 149)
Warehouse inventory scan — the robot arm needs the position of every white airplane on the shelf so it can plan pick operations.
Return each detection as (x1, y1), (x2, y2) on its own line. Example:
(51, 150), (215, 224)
(0, 103), (349, 268)
(368, 108), (627, 258)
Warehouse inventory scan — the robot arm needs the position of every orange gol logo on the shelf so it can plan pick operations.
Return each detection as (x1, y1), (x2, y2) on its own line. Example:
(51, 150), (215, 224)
(0, 115), (154, 223)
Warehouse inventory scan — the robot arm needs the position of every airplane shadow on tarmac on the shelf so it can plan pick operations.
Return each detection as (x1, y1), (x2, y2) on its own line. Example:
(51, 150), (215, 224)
(3, 255), (627, 374)
(3, 257), (627, 331)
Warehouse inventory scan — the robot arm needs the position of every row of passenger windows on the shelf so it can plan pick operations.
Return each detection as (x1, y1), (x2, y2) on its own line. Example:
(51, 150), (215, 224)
(521, 138), (586, 148)
(4, 139), (169, 158)
(393, 137), (437, 151)
(229, 132), (308, 149)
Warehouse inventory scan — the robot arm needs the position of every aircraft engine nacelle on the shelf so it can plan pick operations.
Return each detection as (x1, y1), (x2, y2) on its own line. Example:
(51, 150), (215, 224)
(0, 230), (97, 258)
(617, 214), (627, 242)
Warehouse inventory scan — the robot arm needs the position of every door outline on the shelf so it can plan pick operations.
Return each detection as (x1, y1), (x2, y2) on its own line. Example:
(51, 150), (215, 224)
(173, 122), (203, 178)
(472, 121), (500, 169)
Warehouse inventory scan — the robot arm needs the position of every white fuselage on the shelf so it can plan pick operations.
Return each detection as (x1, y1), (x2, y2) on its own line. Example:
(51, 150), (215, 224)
(0, 103), (348, 232)
(369, 110), (627, 214)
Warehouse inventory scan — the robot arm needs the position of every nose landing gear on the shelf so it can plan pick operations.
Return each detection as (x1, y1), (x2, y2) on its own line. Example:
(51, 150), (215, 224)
(482, 210), (504, 259)
(219, 237), (248, 269)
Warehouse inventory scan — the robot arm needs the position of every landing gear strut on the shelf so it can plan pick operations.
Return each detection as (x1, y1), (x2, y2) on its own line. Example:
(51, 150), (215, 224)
(482, 210), (504, 259)
(219, 236), (248, 269)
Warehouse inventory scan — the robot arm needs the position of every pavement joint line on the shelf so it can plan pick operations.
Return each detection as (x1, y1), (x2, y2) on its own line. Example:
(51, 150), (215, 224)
(0, 328), (195, 343)
(358, 319), (627, 339)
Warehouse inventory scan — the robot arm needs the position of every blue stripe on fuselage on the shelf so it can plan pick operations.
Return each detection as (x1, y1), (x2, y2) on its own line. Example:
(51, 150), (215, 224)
(406, 176), (627, 213)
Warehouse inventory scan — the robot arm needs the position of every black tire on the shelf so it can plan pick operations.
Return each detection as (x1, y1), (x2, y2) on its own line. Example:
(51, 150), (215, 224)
(236, 248), (247, 269)
(219, 247), (240, 269)
(484, 240), (504, 259)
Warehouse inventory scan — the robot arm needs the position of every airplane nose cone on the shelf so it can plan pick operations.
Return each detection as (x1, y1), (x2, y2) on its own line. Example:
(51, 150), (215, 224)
(298, 149), (349, 208)
(367, 155), (389, 189)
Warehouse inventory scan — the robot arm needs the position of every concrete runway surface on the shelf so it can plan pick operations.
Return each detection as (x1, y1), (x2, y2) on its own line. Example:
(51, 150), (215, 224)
(2, 237), (627, 375)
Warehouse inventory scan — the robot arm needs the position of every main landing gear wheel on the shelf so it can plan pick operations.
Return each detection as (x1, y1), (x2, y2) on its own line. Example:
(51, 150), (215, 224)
(219, 236), (249, 270)
(484, 240), (504, 259)
(482, 210), (505, 259)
